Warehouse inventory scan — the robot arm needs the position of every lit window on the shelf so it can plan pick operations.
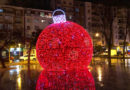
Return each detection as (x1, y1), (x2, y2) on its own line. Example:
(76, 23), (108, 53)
(69, 15), (72, 19)
(41, 20), (45, 23)
(40, 12), (45, 17)
(2, 51), (6, 57)
(0, 9), (3, 13)
(48, 13), (52, 18)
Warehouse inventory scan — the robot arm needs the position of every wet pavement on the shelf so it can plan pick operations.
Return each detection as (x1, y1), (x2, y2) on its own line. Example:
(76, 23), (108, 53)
(0, 58), (130, 90)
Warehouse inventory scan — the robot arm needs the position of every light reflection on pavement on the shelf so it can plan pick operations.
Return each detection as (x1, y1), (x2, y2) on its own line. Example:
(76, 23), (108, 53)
(0, 58), (130, 90)
(36, 69), (95, 90)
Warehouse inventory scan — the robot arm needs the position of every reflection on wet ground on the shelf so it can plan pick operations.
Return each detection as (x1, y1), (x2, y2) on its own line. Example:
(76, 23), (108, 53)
(0, 58), (130, 90)
(36, 69), (95, 90)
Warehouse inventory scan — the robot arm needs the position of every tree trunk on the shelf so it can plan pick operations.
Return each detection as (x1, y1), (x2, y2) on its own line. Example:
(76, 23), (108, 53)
(0, 49), (6, 68)
(108, 24), (113, 66)
(28, 42), (32, 69)
(123, 28), (128, 60)
(108, 41), (111, 66)
(0, 58), (6, 68)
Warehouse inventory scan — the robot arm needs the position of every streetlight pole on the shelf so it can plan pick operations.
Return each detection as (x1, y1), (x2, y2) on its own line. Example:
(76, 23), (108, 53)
(94, 32), (100, 53)
(9, 47), (11, 63)
(18, 43), (21, 59)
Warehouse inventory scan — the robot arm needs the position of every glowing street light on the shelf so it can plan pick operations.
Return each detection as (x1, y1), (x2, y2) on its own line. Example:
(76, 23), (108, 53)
(95, 33), (99, 37)
(18, 43), (21, 47)
(18, 43), (21, 58)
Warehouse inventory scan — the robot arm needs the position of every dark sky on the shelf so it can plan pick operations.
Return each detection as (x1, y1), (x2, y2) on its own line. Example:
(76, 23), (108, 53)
(8, 0), (52, 10)
(5, 0), (130, 10)
(77, 0), (130, 7)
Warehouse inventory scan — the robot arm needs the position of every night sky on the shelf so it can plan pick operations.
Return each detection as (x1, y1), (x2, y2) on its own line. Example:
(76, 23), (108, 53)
(79, 0), (130, 7)
(0, 0), (130, 10)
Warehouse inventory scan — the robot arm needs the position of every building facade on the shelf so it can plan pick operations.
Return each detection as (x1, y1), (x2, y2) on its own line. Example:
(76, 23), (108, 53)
(85, 2), (130, 48)
(74, 0), (85, 28)
(115, 8), (129, 46)
(0, 5), (52, 41)
(24, 8), (52, 38)
(85, 2), (105, 46)
(0, 5), (53, 61)
(0, 5), (24, 43)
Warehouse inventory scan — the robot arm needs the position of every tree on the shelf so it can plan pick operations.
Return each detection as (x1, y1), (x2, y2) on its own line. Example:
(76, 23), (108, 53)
(0, 40), (9, 68)
(98, 5), (115, 66)
(0, 26), (12, 68)
(27, 29), (42, 69)
(123, 9), (130, 60)
(0, 29), (23, 68)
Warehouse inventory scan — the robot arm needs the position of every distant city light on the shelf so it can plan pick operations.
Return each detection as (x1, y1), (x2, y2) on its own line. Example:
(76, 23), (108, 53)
(95, 33), (99, 37)
(69, 15), (72, 19)
(40, 12), (44, 17)
(97, 67), (102, 82)
(0, 9), (3, 12)
(41, 20), (45, 23)
(18, 43), (21, 47)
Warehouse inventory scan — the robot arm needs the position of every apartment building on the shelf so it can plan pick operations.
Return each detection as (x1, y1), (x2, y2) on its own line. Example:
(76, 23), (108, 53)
(0, 5), (52, 60)
(0, 5), (52, 40)
(85, 2), (105, 46)
(0, 5), (24, 43)
(116, 8), (129, 45)
(74, 0), (85, 28)
(85, 2), (130, 47)
(24, 8), (52, 38)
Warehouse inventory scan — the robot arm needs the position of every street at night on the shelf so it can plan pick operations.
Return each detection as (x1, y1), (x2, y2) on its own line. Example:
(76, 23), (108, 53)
(0, 58), (130, 90)
(0, 0), (130, 90)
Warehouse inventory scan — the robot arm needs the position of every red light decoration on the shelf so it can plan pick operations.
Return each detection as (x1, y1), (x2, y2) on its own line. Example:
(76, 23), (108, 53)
(36, 10), (93, 71)
(36, 69), (95, 90)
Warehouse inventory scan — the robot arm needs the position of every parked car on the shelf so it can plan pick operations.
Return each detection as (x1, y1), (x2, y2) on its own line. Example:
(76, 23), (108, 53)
(20, 55), (36, 61)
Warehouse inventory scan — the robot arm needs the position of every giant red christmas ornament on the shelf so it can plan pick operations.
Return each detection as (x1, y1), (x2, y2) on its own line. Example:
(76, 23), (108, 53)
(36, 9), (93, 71)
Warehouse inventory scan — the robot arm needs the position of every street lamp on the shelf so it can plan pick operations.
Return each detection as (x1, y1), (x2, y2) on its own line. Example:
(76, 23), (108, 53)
(95, 33), (99, 37)
(93, 32), (100, 57)
(18, 43), (21, 59)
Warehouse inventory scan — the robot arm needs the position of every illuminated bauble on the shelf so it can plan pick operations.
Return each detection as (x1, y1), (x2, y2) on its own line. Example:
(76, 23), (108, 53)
(36, 9), (93, 71)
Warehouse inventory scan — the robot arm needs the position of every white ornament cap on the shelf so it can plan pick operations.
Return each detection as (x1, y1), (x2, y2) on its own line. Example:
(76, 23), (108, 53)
(52, 9), (66, 24)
